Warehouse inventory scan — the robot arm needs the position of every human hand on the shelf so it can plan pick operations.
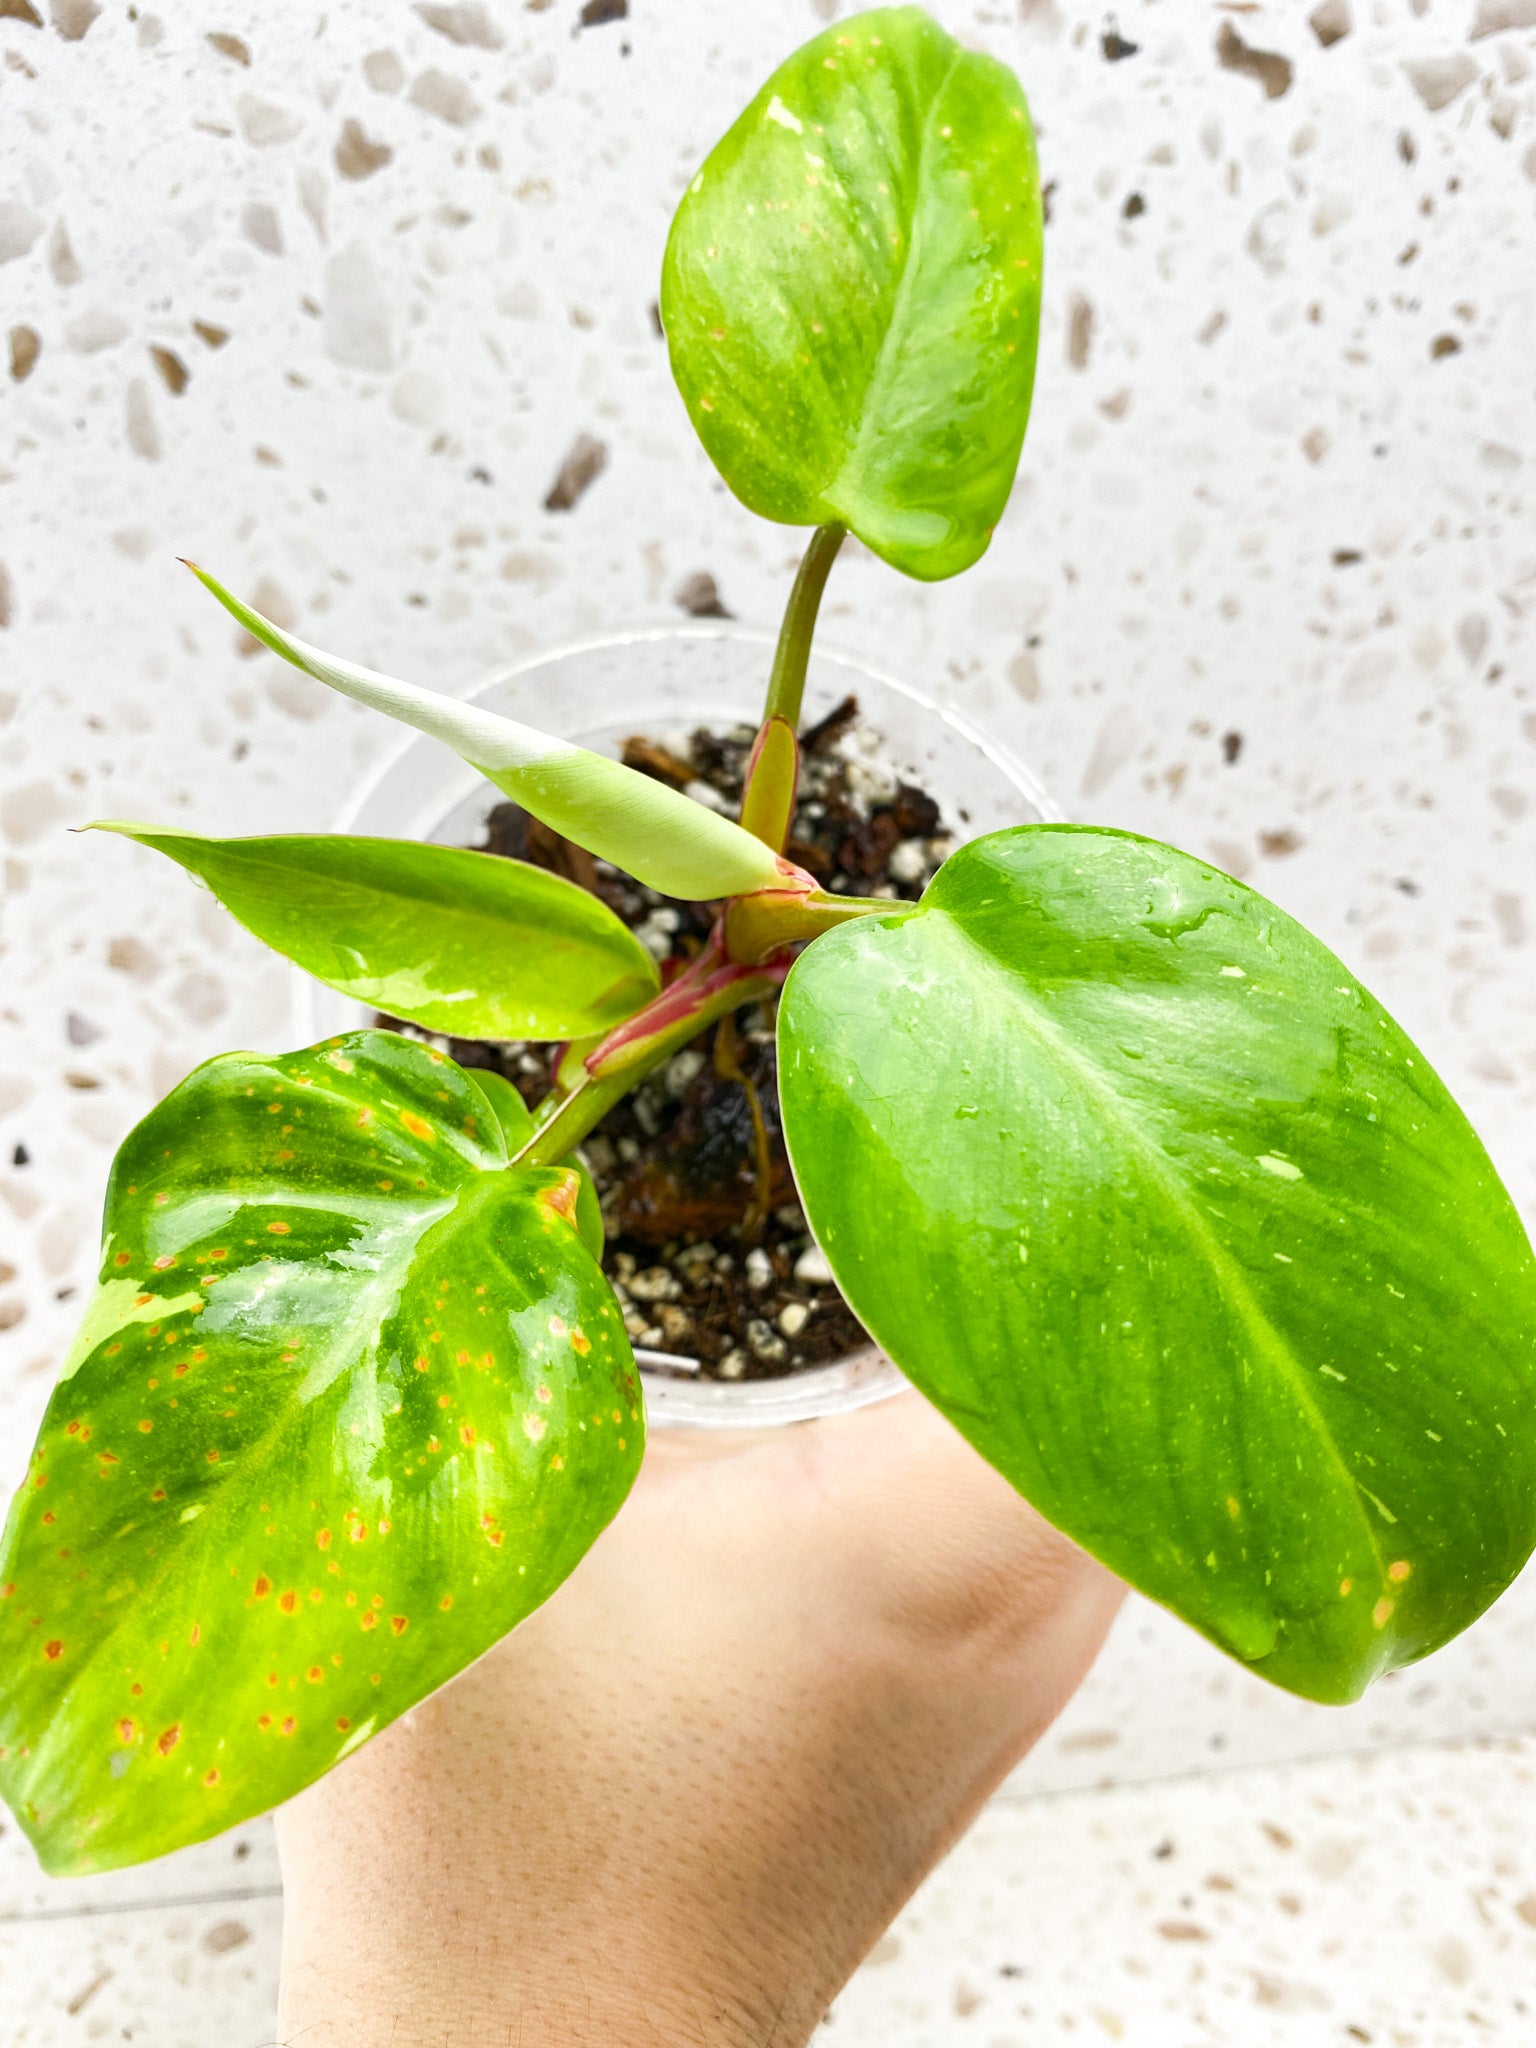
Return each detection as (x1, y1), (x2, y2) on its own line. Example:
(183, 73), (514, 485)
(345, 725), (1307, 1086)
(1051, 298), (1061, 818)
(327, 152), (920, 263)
(276, 1389), (1124, 2048)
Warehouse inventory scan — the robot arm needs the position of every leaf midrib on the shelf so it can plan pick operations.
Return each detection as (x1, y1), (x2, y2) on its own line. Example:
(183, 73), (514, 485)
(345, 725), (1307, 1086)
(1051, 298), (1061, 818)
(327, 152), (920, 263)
(934, 912), (1390, 1593)
(822, 44), (963, 518)
(157, 838), (648, 963)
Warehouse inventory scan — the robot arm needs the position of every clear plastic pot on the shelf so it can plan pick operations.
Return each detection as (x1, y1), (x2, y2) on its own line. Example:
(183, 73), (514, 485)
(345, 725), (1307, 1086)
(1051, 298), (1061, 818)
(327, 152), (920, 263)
(298, 626), (1058, 1430)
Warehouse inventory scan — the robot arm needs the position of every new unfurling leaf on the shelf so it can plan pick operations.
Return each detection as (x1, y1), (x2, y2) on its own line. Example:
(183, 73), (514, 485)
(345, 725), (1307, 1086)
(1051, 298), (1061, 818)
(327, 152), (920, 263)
(183, 564), (785, 902)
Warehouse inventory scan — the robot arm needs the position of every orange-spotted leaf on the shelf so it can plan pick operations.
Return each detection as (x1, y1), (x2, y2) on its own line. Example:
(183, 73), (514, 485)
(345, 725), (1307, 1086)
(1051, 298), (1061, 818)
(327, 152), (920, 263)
(0, 1030), (641, 1874)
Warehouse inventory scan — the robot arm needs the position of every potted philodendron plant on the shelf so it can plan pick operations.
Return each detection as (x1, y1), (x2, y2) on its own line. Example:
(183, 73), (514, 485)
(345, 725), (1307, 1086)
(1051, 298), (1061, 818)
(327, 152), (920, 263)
(5, 6), (1536, 1877)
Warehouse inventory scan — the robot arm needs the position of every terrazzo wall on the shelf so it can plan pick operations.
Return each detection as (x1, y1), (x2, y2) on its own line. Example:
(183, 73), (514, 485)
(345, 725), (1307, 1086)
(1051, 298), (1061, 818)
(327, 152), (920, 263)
(2, 0), (1535, 2038)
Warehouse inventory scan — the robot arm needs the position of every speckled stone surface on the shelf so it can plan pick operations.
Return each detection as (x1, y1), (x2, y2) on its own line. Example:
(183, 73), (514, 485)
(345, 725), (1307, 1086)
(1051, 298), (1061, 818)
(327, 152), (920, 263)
(2, 0), (1534, 2039)
(824, 1736), (1536, 2047)
(3, 1892), (282, 2048)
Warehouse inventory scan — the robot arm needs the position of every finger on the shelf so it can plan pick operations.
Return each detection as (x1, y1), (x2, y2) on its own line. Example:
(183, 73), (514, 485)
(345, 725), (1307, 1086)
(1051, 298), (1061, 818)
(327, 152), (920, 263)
(635, 1383), (1124, 1701)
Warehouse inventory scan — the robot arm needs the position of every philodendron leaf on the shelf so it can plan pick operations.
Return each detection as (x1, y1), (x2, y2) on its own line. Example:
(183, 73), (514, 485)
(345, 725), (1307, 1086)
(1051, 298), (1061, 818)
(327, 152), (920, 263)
(570, 1157), (605, 1262)
(779, 827), (1536, 1705)
(662, 7), (1043, 581)
(469, 1066), (536, 1152)
(467, 1067), (602, 1255)
(0, 1030), (641, 1875)
(90, 825), (659, 1043)
(183, 563), (784, 902)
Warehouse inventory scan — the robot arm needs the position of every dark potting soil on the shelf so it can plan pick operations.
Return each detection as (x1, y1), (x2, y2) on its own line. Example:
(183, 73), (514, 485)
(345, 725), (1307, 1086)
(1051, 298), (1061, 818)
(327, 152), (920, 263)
(375, 696), (952, 1380)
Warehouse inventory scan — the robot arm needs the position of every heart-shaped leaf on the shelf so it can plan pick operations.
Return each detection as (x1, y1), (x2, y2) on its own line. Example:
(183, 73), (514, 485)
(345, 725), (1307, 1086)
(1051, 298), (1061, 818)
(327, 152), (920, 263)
(459, 1066), (603, 1255)
(91, 825), (659, 1043)
(779, 827), (1536, 1703)
(662, 7), (1044, 581)
(0, 1031), (641, 1874)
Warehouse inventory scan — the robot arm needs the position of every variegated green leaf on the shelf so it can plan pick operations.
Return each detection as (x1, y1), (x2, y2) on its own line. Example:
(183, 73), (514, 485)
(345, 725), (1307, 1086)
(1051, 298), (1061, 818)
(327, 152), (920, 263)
(90, 825), (659, 1044)
(0, 1031), (641, 1874)
(662, 8), (1043, 580)
(780, 826), (1536, 1704)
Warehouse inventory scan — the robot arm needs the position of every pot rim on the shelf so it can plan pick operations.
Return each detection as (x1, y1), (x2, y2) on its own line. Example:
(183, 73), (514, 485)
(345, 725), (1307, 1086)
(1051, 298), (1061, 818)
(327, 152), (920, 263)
(306, 623), (1060, 1431)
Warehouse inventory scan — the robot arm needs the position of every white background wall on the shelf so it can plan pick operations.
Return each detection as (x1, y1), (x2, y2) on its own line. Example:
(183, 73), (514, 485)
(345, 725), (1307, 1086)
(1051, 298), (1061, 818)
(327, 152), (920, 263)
(2, 0), (1535, 2041)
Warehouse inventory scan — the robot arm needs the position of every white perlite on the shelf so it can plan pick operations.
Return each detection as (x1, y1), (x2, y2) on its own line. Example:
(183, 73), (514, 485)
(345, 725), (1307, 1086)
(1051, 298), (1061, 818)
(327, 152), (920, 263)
(794, 1244), (835, 1286)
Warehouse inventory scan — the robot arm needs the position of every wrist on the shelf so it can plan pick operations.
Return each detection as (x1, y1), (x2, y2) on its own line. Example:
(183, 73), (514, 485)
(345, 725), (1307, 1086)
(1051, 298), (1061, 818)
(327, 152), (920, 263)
(278, 1904), (814, 2048)
(275, 1767), (825, 2048)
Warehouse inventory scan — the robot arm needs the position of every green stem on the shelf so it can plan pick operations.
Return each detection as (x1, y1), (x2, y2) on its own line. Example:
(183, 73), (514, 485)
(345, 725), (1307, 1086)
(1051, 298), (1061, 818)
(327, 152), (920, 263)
(517, 870), (902, 1165)
(509, 518), (869, 1166)
(763, 524), (846, 729)
(723, 885), (903, 965)
(515, 951), (784, 1169)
